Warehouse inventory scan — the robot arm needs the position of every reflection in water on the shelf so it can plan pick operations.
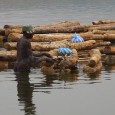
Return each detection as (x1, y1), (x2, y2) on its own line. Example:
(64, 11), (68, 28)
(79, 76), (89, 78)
(15, 73), (36, 115)
(85, 71), (101, 80)
(104, 64), (115, 73)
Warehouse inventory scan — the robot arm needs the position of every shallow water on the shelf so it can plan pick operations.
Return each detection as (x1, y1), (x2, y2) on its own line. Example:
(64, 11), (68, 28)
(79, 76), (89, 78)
(0, 0), (115, 115)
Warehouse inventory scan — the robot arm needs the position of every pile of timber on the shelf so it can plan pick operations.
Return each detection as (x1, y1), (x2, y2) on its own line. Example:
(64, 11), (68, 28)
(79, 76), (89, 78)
(0, 20), (114, 72)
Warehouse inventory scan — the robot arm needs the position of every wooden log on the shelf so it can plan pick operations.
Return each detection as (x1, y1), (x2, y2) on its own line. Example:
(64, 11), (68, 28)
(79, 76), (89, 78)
(104, 34), (115, 41)
(88, 49), (101, 67)
(35, 21), (80, 28)
(7, 33), (22, 42)
(88, 54), (101, 67)
(79, 32), (93, 40)
(92, 20), (115, 25)
(103, 46), (115, 55)
(4, 42), (17, 50)
(102, 55), (115, 65)
(68, 40), (96, 50)
(97, 46), (105, 53)
(7, 32), (94, 42)
(0, 50), (16, 61)
(92, 30), (106, 34)
(94, 41), (111, 47)
(0, 61), (8, 70)
(4, 40), (67, 51)
(83, 61), (102, 73)
(34, 25), (88, 34)
(5, 28), (22, 36)
(104, 65), (115, 71)
(41, 49), (78, 75)
(4, 40), (97, 51)
(91, 34), (104, 40)
(92, 30), (115, 34)
(89, 23), (115, 31)
(0, 35), (6, 47)
(7, 33), (71, 42)
(0, 29), (5, 36)
(89, 48), (101, 56)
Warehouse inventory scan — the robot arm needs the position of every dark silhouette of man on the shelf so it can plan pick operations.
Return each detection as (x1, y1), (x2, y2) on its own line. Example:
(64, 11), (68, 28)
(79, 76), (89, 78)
(14, 25), (53, 73)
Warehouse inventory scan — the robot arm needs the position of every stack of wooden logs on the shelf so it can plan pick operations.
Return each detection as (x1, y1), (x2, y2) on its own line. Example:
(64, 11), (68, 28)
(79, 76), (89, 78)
(0, 20), (114, 73)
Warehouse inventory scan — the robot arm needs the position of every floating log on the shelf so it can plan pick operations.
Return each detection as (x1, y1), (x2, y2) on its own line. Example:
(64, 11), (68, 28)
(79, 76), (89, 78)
(4, 40), (97, 51)
(89, 48), (101, 56)
(68, 40), (96, 50)
(35, 21), (80, 28)
(34, 25), (88, 34)
(92, 20), (115, 25)
(5, 28), (22, 36)
(41, 49), (78, 75)
(91, 34), (104, 40)
(83, 61), (102, 73)
(7, 33), (22, 42)
(103, 46), (115, 55)
(0, 29), (5, 36)
(7, 32), (93, 42)
(0, 61), (8, 70)
(7, 33), (73, 42)
(89, 23), (115, 31)
(102, 55), (115, 65)
(92, 30), (106, 34)
(88, 54), (101, 67)
(104, 34), (115, 41)
(7, 32), (115, 43)
(0, 50), (16, 61)
(88, 49), (101, 67)
(94, 41), (111, 47)
(97, 46), (105, 53)
(4, 40), (67, 51)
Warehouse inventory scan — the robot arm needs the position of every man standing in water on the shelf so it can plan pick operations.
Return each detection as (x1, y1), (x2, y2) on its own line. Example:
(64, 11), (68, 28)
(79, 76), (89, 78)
(14, 25), (53, 73)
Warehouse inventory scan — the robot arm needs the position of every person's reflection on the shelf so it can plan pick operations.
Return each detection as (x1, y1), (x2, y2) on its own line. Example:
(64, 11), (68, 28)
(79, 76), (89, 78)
(15, 72), (36, 115)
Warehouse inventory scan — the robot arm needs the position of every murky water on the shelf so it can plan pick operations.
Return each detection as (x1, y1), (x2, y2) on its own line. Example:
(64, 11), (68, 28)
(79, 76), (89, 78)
(0, 0), (115, 115)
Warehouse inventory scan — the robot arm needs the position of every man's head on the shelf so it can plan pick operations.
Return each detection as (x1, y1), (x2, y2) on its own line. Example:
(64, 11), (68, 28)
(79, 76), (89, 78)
(22, 25), (34, 39)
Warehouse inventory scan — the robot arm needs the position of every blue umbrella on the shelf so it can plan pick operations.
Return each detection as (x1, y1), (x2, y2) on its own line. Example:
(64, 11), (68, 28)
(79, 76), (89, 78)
(58, 47), (72, 55)
(72, 32), (84, 42)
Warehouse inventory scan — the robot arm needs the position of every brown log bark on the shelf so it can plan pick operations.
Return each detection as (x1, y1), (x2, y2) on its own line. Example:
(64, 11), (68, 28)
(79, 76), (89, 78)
(0, 61), (8, 70)
(4, 40), (67, 51)
(4, 40), (97, 51)
(94, 41), (111, 47)
(103, 46), (115, 55)
(88, 49), (101, 67)
(102, 55), (115, 65)
(104, 34), (115, 41)
(83, 61), (102, 73)
(68, 40), (96, 50)
(34, 25), (88, 34)
(7, 33), (22, 42)
(89, 23), (115, 31)
(37, 21), (80, 28)
(0, 29), (5, 36)
(7, 33), (72, 42)
(5, 28), (22, 36)
(0, 50), (16, 61)
(92, 20), (115, 25)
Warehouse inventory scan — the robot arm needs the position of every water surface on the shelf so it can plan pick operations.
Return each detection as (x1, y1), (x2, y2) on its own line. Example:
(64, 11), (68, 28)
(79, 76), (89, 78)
(0, 0), (115, 115)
